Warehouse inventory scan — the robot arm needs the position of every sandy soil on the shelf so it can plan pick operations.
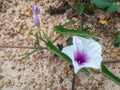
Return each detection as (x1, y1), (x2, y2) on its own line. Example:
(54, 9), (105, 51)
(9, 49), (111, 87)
(0, 0), (120, 90)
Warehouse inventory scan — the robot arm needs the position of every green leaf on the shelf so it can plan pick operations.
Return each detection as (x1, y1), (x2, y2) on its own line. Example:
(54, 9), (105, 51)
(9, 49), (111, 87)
(112, 34), (120, 47)
(42, 30), (71, 63)
(63, 19), (75, 26)
(21, 49), (38, 61)
(54, 25), (101, 39)
(79, 68), (91, 75)
(103, 0), (116, 3)
(73, 3), (85, 15)
(90, 0), (120, 12)
(35, 32), (40, 48)
(66, 37), (73, 46)
(101, 64), (120, 85)
(106, 4), (120, 12)
(90, 0), (111, 9)
(29, 31), (34, 35)
(45, 41), (72, 63)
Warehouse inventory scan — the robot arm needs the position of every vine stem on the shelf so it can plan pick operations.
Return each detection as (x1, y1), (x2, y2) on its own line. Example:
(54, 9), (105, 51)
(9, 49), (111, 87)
(0, 45), (47, 49)
(0, 45), (35, 49)
(0, 45), (120, 64)
(52, 35), (61, 43)
(102, 58), (120, 63)
(72, 69), (76, 90)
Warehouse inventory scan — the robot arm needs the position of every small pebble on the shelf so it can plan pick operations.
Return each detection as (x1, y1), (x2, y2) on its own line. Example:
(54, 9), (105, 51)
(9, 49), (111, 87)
(4, 79), (11, 87)
(0, 81), (3, 88)
(34, 84), (40, 90)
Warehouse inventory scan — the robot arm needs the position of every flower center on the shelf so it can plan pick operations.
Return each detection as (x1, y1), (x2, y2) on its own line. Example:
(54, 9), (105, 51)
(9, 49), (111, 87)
(74, 50), (88, 65)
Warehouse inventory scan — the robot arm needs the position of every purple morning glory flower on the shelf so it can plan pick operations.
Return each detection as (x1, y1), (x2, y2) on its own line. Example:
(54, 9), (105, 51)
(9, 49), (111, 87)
(32, 6), (40, 26)
(74, 50), (88, 65)
(62, 36), (102, 74)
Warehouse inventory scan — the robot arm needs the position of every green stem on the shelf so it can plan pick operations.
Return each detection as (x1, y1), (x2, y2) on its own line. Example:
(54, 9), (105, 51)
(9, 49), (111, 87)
(37, 25), (41, 38)
(52, 35), (61, 43)
(72, 69), (76, 90)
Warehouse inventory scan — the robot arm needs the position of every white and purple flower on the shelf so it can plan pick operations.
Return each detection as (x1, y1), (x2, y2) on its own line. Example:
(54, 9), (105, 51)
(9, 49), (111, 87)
(62, 36), (102, 74)
(32, 6), (40, 26)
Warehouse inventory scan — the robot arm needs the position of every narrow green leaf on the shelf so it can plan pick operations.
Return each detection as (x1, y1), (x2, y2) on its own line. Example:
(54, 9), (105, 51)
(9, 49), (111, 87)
(41, 30), (49, 41)
(79, 68), (91, 75)
(45, 41), (72, 63)
(101, 64), (120, 85)
(63, 19), (75, 26)
(42, 29), (71, 63)
(35, 32), (40, 48)
(73, 3), (85, 15)
(112, 34), (120, 47)
(29, 31), (34, 35)
(54, 25), (101, 39)
(21, 49), (37, 61)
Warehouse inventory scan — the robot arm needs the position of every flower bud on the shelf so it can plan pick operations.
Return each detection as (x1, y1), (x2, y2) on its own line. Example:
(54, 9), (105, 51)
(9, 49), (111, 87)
(32, 6), (40, 26)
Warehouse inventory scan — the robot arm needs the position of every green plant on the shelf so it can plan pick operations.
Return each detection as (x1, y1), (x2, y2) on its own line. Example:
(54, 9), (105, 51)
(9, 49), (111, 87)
(113, 34), (120, 47)
(22, 5), (120, 90)
(90, 0), (120, 12)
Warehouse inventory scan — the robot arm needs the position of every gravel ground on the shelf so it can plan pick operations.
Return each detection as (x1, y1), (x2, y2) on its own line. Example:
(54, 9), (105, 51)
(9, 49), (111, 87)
(0, 0), (120, 90)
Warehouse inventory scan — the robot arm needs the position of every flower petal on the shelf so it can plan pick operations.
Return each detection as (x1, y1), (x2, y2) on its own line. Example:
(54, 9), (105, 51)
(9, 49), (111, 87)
(84, 39), (102, 57)
(88, 56), (102, 69)
(73, 60), (84, 73)
(33, 14), (39, 25)
(32, 6), (39, 14)
(73, 56), (102, 73)
(62, 44), (86, 74)
(62, 45), (74, 60)
(74, 50), (88, 66)
(73, 36), (84, 52)
(73, 55), (88, 73)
